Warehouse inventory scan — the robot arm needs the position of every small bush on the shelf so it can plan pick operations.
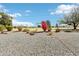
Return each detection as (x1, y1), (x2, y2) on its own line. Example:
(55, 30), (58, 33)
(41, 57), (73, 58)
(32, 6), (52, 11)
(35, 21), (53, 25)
(23, 28), (29, 33)
(64, 29), (72, 32)
(17, 26), (22, 31)
(0, 25), (5, 33)
(6, 26), (13, 31)
(55, 29), (60, 32)
(14, 26), (17, 28)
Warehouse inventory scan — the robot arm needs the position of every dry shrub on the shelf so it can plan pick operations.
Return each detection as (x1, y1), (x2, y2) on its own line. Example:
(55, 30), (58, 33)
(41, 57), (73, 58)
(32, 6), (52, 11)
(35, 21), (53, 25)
(17, 26), (22, 31)
(64, 29), (72, 32)
(33, 29), (38, 33)
(55, 29), (60, 32)
(23, 28), (30, 33)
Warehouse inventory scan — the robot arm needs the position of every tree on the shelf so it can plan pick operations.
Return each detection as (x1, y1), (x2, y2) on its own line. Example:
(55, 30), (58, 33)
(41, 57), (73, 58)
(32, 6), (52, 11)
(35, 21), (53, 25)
(56, 23), (58, 28)
(59, 7), (79, 30)
(36, 22), (41, 28)
(37, 25), (41, 28)
(0, 12), (13, 26)
(46, 20), (52, 31)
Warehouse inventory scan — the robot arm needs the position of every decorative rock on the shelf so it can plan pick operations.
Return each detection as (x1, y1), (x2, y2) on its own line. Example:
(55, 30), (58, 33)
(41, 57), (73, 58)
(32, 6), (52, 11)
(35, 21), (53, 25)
(29, 31), (35, 35)
(47, 32), (52, 36)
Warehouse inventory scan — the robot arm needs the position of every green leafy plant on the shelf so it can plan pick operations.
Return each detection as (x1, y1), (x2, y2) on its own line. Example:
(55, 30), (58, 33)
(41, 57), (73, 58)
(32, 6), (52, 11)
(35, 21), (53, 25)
(0, 25), (5, 33)
(6, 26), (13, 31)
(0, 12), (13, 26)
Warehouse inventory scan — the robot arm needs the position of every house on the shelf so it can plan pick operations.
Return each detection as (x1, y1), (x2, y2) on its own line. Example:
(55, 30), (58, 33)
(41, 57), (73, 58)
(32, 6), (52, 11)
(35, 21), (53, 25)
(12, 20), (34, 27)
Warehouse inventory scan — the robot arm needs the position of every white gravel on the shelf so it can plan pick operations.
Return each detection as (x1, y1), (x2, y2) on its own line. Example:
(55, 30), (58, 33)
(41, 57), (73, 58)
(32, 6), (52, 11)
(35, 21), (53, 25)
(0, 31), (79, 56)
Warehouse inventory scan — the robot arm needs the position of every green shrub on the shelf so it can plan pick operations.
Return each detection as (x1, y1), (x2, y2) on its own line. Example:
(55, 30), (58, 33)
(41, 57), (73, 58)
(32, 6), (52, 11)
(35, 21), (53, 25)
(17, 26), (22, 31)
(0, 25), (5, 33)
(14, 26), (17, 28)
(6, 26), (13, 31)
(52, 26), (54, 28)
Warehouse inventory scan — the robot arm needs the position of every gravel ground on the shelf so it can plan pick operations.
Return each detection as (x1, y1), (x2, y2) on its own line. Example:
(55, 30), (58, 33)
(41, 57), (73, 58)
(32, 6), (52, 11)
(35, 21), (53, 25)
(0, 31), (79, 56)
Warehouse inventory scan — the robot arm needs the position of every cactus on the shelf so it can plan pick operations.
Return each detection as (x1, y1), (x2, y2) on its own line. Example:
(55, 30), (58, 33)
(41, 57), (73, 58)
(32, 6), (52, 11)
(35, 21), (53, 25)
(41, 21), (47, 32)
(46, 20), (52, 31)
(56, 23), (58, 29)
(55, 23), (60, 32)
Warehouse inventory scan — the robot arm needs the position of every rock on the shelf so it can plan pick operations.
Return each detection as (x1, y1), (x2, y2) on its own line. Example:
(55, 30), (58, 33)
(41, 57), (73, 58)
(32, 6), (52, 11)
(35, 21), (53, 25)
(29, 31), (35, 35)
(47, 32), (52, 36)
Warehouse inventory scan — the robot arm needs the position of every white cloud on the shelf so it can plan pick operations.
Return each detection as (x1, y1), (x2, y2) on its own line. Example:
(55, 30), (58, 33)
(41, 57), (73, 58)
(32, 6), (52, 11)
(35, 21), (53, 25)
(25, 10), (31, 16)
(14, 13), (22, 17)
(12, 20), (34, 27)
(50, 4), (78, 15)
(8, 13), (22, 17)
(26, 10), (31, 13)
(0, 4), (9, 13)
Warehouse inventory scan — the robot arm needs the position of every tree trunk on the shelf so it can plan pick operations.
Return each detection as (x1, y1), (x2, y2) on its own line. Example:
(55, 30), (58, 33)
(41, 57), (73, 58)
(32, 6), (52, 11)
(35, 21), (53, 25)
(73, 23), (77, 30)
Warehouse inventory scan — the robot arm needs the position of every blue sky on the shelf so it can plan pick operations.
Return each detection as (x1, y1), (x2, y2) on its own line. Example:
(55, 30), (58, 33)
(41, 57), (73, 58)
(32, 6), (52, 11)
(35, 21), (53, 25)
(0, 3), (78, 26)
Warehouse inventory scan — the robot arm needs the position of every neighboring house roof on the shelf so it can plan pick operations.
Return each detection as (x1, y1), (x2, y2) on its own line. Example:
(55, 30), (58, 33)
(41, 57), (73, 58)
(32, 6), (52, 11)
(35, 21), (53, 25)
(12, 20), (34, 27)
(59, 24), (68, 26)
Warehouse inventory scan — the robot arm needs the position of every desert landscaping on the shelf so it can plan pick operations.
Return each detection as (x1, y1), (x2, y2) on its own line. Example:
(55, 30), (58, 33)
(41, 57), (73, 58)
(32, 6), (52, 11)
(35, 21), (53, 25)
(0, 3), (79, 56)
(0, 28), (79, 56)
